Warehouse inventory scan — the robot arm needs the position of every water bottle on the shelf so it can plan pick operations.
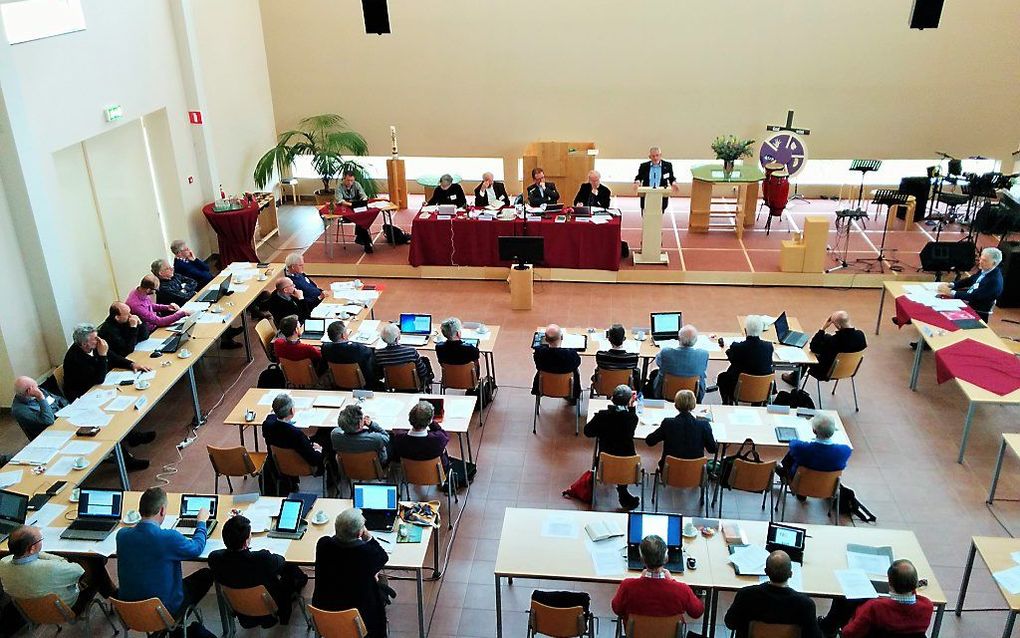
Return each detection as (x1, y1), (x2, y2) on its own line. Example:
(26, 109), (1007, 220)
(636, 392), (644, 415)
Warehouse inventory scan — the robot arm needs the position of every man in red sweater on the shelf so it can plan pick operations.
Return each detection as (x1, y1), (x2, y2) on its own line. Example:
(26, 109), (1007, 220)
(611, 535), (703, 624)
(821, 559), (933, 638)
(273, 315), (326, 376)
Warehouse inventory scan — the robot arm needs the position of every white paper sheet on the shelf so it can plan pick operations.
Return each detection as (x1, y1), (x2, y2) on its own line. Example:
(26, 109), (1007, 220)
(259, 390), (290, 405)
(181, 301), (211, 313)
(46, 456), (80, 477)
(39, 527), (118, 557)
(243, 498), (283, 533)
(227, 283), (249, 293)
(1010, 550), (1020, 565)
(694, 335), (722, 352)
(293, 408), (332, 428)
(28, 503), (65, 527)
(101, 371), (137, 386)
(561, 333), (587, 350)
(311, 303), (350, 319)
(362, 397), (404, 419)
(250, 537), (293, 555)
(68, 409), (113, 427)
(74, 389), (117, 410)
(355, 319), (381, 335)
(835, 568), (880, 599)
(590, 215), (611, 225)
(335, 290), (379, 303)
(0, 470), (23, 489)
(290, 396), (314, 410)
(12, 431), (74, 465)
(61, 441), (101, 455)
(994, 565), (1020, 595)
(541, 516), (579, 539)
(313, 395), (346, 409)
(444, 400), (475, 421)
(728, 544), (770, 575)
(846, 548), (893, 575)
(725, 408), (763, 427)
(104, 395), (138, 412)
(591, 547), (627, 576)
(133, 338), (166, 353)
(776, 346), (812, 363)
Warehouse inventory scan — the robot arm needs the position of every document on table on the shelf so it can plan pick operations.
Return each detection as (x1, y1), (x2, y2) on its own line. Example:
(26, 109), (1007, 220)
(444, 400), (475, 421)
(561, 333), (587, 350)
(74, 389), (117, 410)
(656, 339), (680, 350)
(293, 409), (332, 428)
(596, 338), (641, 354)
(333, 289), (379, 303)
(1010, 550), (1020, 565)
(368, 200), (391, 210)
(181, 301), (211, 314)
(46, 456), (80, 477)
(68, 409), (113, 427)
(591, 546), (627, 576)
(61, 441), (101, 455)
(728, 544), (770, 576)
(39, 527), (119, 557)
(725, 408), (763, 427)
(590, 215), (611, 225)
(250, 537), (293, 555)
(311, 303), (350, 319)
(694, 335), (722, 352)
(28, 503), (65, 528)
(199, 539), (227, 559)
(101, 371), (138, 386)
(776, 346), (812, 363)
(104, 395), (138, 412)
(541, 515), (579, 539)
(0, 470), (23, 489)
(133, 338), (167, 352)
(835, 568), (880, 599)
(460, 328), (492, 341)
(354, 319), (381, 336)
(995, 564), (1020, 594)
(846, 544), (894, 575)
(12, 431), (74, 465)
(259, 390), (289, 405)
(243, 498), (283, 533)
(362, 397), (404, 424)
(289, 396), (314, 410)
(195, 311), (231, 324)
(313, 395), (346, 409)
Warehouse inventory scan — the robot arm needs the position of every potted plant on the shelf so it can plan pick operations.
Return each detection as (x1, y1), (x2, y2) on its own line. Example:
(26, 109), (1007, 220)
(254, 114), (377, 205)
(711, 135), (756, 176)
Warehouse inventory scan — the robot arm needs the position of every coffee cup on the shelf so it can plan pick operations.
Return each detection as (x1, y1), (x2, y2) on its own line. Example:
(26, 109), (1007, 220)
(125, 510), (141, 524)
(313, 510), (328, 524)
(70, 488), (81, 502)
(257, 273), (268, 281)
(73, 456), (88, 469)
(134, 378), (150, 391)
(683, 522), (697, 536)
(232, 275), (242, 284)
(178, 349), (191, 359)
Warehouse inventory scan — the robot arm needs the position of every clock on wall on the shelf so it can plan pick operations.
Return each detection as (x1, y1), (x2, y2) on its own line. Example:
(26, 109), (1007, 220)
(759, 132), (808, 177)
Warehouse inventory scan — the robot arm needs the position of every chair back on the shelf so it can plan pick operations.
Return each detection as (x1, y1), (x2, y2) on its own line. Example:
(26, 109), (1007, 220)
(790, 468), (842, 499)
(337, 451), (386, 482)
(662, 374), (699, 400)
(255, 319), (277, 360)
(401, 457), (447, 487)
(307, 605), (368, 638)
(441, 362), (478, 391)
(661, 456), (707, 489)
(593, 368), (634, 397)
(207, 445), (262, 477)
(271, 446), (316, 479)
(529, 601), (585, 638)
(538, 371), (574, 399)
(735, 373), (774, 404)
(110, 597), (176, 633)
(52, 366), (65, 396)
(826, 351), (864, 381)
(12, 594), (75, 626)
(597, 453), (642, 486)
(749, 620), (802, 638)
(729, 458), (777, 494)
(382, 362), (421, 392)
(220, 585), (277, 618)
(328, 362), (366, 390)
(625, 613), (684, 638)
(279, 357), (318, 388)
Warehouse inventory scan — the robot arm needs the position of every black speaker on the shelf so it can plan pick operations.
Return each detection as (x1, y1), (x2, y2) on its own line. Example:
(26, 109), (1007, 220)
(898, 177), (930, 220)
(909, 0), (944, 29)
(361, 0), (390, 34)
(997, 241), (1020, 308)
(920, 240), (975, 273)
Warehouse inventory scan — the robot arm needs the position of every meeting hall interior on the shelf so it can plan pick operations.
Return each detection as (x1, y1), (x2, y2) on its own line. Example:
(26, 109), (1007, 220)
(1, 1), (1020, 637)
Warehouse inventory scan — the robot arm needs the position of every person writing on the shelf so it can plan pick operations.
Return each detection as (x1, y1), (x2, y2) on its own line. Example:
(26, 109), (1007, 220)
(427, 174), (467, 208)
(573, 170), (612, 208)
(473, 172), (510, 207)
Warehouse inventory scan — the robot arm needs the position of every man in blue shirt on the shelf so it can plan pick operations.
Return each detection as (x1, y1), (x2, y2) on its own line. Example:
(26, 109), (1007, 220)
(780, 413), (851, 480)
(116, 487), (213, 630)
(170, 240), (213, 288)
(10, 376), (66, 441)
(653, 325), (710, 400)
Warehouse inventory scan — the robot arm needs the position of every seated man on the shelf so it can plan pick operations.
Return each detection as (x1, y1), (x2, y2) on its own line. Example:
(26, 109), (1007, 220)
(532, 324), (581, 403)
(0, 525), (117, 616)
(724, 550), (821, 638)
(334, 170), (375, 252)
(782, 311), (867, 387)
(62, 323), (148, 402)
(170, 239), (214, 288)
(819, 559), (934, 638)
(573, 170), (612, 208)
(473, 172), (510, 207)
(583, 385), (640, 510)
(779, 413), (851, 480)
(117, 487), (213, 635)
(645, 389), (717, 469)
(938, 246), (1004, 322)
(283, 253), (324, 312)
(263, 394), (324, 492)
(373, 323), (434, 390)
(209, 515), (308, 628)
(268, 277), (309, 326)
(321, 320), (378, 386)
(273, 315), (326, 375)
(331, 404), (391, 468)
(717, 315), (774, 405)
(595, 323), (639, 390)
(98, 302), (149, 357)
(125, 275), (190, 333)
(152, 258), (197, 307)
(426, 173), (467, 208)
(654, 324), (709, 401)
(526, 167), (559, 207)
(11, 376), (67, 441)
(436, 317), (480, 369)
(611, 534), (704, 623)
(391, 400), (450, 472)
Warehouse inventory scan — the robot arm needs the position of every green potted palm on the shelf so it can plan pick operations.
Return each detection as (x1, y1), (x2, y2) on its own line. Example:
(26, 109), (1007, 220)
(254, 114), (377, 205)
(711, 135), (756, 177)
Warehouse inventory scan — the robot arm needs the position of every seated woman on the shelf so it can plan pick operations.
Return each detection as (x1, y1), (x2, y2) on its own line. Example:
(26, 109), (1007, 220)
(644, 389), (717, 470)
(427, 174), (467, 208)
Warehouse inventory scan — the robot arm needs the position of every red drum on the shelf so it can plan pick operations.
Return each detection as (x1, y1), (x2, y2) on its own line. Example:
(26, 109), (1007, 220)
(764, 173), (790, 217)
(762, 162), (785, 203)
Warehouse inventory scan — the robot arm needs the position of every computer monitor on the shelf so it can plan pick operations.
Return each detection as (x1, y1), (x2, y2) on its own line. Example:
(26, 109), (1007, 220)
(353, 484), (398, 511)
(650, 312), (683, 340)
(76, 489), (123, 520)
(498, 236), (544, 268)
(627, 511), (683, 549)
(398, 313), (432, 335)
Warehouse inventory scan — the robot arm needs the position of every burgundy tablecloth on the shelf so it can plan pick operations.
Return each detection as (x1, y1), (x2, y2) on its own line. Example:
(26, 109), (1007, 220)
(317, 201), (382, 230)
(202, 202), (259, 265)
(894, 296), (979, 332)
(934, 339), (1020, 395)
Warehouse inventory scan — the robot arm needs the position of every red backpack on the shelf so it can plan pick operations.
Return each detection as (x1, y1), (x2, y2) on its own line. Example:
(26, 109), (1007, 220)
(562, 470), (593, 505)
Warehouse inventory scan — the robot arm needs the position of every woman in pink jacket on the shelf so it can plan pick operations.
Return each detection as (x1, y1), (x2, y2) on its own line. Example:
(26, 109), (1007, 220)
(126, 274), (190, 333)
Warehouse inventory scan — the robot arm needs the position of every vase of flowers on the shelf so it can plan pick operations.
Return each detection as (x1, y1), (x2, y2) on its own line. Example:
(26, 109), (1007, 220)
(711, 135), (755, 177)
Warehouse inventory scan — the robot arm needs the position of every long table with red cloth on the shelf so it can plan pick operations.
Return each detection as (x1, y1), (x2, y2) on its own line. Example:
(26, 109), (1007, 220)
(409, 210), (622, 270)
(202, 201), (260, 265)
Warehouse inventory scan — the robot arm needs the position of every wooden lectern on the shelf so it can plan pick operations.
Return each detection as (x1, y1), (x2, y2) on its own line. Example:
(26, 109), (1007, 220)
(386, 159), (407, 209)
(633, 187), (669, 265)
(509, 265), (534, 310)
(522, 141), (596, 199)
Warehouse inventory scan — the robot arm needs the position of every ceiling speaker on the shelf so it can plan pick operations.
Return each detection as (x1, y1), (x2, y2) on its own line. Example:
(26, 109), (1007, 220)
(909, 0), (944, 29)
(362, 0), (390, 34)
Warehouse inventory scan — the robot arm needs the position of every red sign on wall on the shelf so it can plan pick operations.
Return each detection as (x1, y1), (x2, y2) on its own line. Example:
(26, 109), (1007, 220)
(188, 110), (203, 125)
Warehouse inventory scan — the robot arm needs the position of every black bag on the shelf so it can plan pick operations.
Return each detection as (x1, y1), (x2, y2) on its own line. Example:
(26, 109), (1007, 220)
(718, 438), (761, 488)
(620, 241), (630, 259)
(383, 223), (410, 245)
(258, 364), (286, 389)
(478, 378), (495, 409)
(773, 388), (815, 410)
(448, 456), (476, 490)
(838, 484), (877, 523)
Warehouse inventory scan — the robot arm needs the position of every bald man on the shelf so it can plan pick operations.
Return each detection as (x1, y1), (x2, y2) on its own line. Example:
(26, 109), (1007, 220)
(573, 170), (612, 208)
(532, 324), (582, 403)
(820, 559), (933, 638)
(473, 172), (510, 208)
(725, 550), (821, 638)
(98, 302), (149, 358)
(268, 277), (309, 326)
(10, 377), (66, 441)
(782, 311), (867, 387)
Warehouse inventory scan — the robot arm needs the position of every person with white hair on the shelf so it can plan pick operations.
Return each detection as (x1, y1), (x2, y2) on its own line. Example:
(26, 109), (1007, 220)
(436, 317), (480, 368)
(283, 253), (324, 310)
(472, 171), (510, 207)
(313, 508), (391, 638)
(779, 412), (851, 481)
(633, 146), (680, 212)
(583, 384), (640, 509)
(151, 258), (197, 307)
(782, 311), (866, 387)
(170, 239), (213, 288)
(716, 315), (774, 405)
(426, 173), (467, 208)
(62, 322), (148, 402)
(372, 323), (434, 388)
(653, 324), (710, 400)
(11, 376), (67, 441)
(532, 324), (582, 403)
(268, 277), (309, 326)
(573, 170), (612, 208)
(937, 246), (1004, 322)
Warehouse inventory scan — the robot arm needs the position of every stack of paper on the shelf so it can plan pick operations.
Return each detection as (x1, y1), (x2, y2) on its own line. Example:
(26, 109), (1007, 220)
(62, 441), (101, 455)
(11, 430), (74, 465)
(101, 371), (139, 386)
(243, 498), (283, 533)
(134, 338), (167, 352)
(561, 333), (587, 350)
(725, 408), (763, 427)
(68, 409), (113, 427)
(591, 215), (612, 225)
(846, 544), (894, 575)
(694, 335), (722, 352)
(105, 395), (139, 412)
(595, 338), (641, 354)
(313, 395), (346, 409)
(776, 346), (811, 363)
(293, 409), (332, 428)
(728, 544), (770, 575)
(181, 301), (211, 314)
(0, 469), (24, 489)
(39, 527), (118, 556)
(835, 568), (880, 599)
(368, 201), (390, 210)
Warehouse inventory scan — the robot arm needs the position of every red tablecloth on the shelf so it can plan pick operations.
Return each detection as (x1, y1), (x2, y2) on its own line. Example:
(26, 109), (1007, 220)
(317, 202), (382, 230)
(202, 202), (259, 265)
(408, 211), (622, 270)
(894, 296), (979, 332)
(934, 339), (1020, 395)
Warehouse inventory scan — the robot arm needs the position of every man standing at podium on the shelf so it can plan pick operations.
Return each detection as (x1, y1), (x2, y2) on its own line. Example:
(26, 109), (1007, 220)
(633, 147), (678, 212)
(526, 168), (559, 207)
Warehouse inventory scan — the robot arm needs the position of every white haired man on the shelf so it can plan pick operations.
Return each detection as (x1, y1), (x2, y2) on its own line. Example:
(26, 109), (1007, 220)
(938, 246), (1004, 322)
(633, 147), (680, 212)
(779, 413), (851, 481)
(283, 253), (324, 310)
(473, 172), (510, 207)
(11, 377), (67, 441)
(373, 323), (434, 389)
(653, 324), (709, 400)
(716, 315), (774, 405)
(170, 239), (214, 288)
(573, 170), (612, 208)
(151, 258), (197, 307)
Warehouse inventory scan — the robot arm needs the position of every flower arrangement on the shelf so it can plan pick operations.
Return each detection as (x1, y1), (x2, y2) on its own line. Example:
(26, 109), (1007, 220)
(710, 135), (756, 162)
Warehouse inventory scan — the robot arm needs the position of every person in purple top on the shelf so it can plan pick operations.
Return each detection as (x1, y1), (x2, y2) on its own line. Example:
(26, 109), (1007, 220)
(391, 400), (450, 471)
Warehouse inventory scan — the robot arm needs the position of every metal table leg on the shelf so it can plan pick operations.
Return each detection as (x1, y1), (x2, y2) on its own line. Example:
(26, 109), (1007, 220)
(957, 402), (978, 464)
(909, 334), (925, 391)
(956, 540), (977, 616)
(1003, 611), (1018, 638)
(875, 286), (887, 335)
(495, 574), (503, 638)
(324, 218), (333, 260)
(989, 436), (1009, 503)
(187, 367), (206, 425)
(114, 444), (130, 490)
(931, 602), (945, 638)
(415, 569), (425, 638)
(241, 312), (252, 363)
(457, 432), (474, 465)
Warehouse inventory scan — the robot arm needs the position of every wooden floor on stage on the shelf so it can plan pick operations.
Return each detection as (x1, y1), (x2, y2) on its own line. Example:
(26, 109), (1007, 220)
(274, 195), (991, 287)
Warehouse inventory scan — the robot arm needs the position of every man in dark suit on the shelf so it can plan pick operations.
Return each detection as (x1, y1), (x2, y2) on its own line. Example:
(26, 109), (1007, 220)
(321, 320), (379, 386)
(283, 253), (324, 311)
(97, 302), (149, 357)
(262, 393), (323, 492)
(426, 174), (467, 208)
(782, 311), (867, 387)
(633, 146), (679, 212)
(526, 168), (559, 207)
(151, 259), (197, 307)
(725, 551), (822, 638)
(268, 277), (309, 326)
(391, 401), (451, 471)
(532, 324), (582, 403)
(583, 385), (640, 509)
(436, 317), (480, 367)
(473, 172), (510, 207)
(573, 170), (612, 208)
(717, 315), (774, 405)
(939, 246), (1004, 322)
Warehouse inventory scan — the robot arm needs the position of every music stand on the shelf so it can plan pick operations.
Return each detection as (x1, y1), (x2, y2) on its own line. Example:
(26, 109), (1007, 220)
(849, 160), (882, 209)
(855, 189), (909, 273)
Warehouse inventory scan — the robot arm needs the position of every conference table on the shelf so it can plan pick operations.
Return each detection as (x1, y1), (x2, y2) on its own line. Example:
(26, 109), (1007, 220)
(408, 207), (622, 270)
(957, 536), (1020, 638)
(493, 507), (946, 638)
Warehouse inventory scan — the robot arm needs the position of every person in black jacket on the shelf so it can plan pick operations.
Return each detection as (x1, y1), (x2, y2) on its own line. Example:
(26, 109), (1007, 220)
(473, 172), (510, 207)
(436, 317), (480, 368)
(716, 315), (774, 405)
(526, 168), (559, 207)
(573, 170), (612, 208)
(97, 302), (150, 357)
(938, 246), (1004, 321)
(62, 323), (148, 402)
(209, 515), (308, 627)
(426, 174), (467, 208)
(262, 394), (323, 492)
(782, 311), (867, 387)
(584, 385), (640, 509)
(152, 258), (197, 307)
(725, 551), (822, 638)
(313, 508), (392, 638)
(645, 389), (717, 469)
(532, 324), (581, 403)
(268, 277), (309, 326)
(321, 321), (379, 387)
(633, 147), (679, 212)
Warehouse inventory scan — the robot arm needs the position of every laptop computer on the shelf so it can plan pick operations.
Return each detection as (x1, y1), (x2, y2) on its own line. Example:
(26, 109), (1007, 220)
(531, 331), (588, 351)
(650, 312), (683, 343)
(765, 521), (806, 563)
(198, 277), (231, 303)
(161, 315), (198, 353)
(302, 318), (326, 340)
(399, 313), (432, 347)
(626, 511), (684, 572)
(0, 490), (29, 543)
(174, 494), (218, 536)
(60, 489), (123, 541)
(353, 483), (399, 532)
(774, 312), (809, 348)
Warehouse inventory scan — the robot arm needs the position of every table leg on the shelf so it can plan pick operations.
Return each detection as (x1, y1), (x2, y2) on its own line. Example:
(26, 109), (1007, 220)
(711, 443), (729, 509)
(875, 286), (887, 335)
(495, 574), (503, 638)
(187, 367), (206, 425)
(457, 433), (468, 466)
(465, 429), (474, 465)
(486, 351), (499, 390)
(433, 526), (441, 576)
(909, 334), (925, 391)
(1003, 611), (1018, 638)
(703, 589), (715, 638)
(412, 568), (424, 638)
(114, 444), (130, 491)
(641, 356), (652, 386)
(237, 425), (246, 448)
(956, 540), (977, 615)
(932, 602), (945, 638)
(324, 218), (333, 260)
(241, 312), (252, 363)
(957, 402), (978, 464)
(989, 436), (1008, 503)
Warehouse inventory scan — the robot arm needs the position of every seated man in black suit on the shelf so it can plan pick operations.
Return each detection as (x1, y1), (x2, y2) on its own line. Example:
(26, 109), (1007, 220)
(725, 550), (822, 638)
(583, 385), (640, 509)
(436, 317), (480, 367)
(473, 172), (510, 207)
(262, 393), (323, 492)
(268, 277), (309, 326)
(321, 320), (379, 387)
(573, 170), (612, 208)
(938, 246), (1004, 322)
(532, 324), (581, 404)
(716, 315), (774, 405)
(97, 302), (149, 357)
(782, 311), (867, 387)
(426, 173), (467, 208)
(526, 168), (559, 207)
(633, 146), (679, 211)
(151, 258), (197, 307)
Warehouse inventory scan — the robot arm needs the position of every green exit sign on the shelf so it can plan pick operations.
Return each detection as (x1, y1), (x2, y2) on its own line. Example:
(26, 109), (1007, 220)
(103, 105), (123, 122)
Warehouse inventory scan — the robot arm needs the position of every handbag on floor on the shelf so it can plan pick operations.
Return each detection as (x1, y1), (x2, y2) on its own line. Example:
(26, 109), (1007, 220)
(562, 470), (594, 505)
(718, 438), (761, 489)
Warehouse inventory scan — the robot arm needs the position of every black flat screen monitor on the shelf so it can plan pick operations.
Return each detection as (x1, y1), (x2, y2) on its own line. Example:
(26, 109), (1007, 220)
(498, 236), (544, 268)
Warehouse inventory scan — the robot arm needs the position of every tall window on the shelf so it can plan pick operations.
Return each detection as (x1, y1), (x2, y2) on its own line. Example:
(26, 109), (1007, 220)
(1, 0), (85, 44)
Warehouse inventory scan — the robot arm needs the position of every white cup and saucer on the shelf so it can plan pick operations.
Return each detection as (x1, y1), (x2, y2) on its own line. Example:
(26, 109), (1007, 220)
(69, 488), (81, 503)
(682, 522), (699, 538)
(311, 510), (329, 525)
(178, 348), (192, 359)
(635, 330), (647, 342)
(257, 273), (268, 282)
(134, 378), (150, 391)
(124, 510), (142, 525)
(72, 456), (89, 470)
(477, 324), (490, 335)
(209, 305), (222, 314)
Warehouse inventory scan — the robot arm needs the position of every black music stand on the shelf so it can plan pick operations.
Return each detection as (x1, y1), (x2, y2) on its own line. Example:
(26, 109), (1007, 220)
(849, 159), (882, 209)
(855, 189), (909, 273)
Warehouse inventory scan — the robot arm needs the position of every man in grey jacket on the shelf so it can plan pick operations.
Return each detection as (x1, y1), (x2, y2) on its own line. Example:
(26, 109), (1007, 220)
(10, 377), (66, 441)
(331, 404), (391, 468)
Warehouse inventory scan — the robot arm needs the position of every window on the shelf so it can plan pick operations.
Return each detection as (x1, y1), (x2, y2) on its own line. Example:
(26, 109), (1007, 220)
(291, 156), (503, 182)
(1, 0), (85, 44)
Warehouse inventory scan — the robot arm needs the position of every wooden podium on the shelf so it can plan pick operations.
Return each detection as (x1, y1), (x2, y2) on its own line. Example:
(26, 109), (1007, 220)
(509, 265), (534, 310)
(522, 141), (596, 199)
(386, 159), (407, 209)
(633, 187), (669, 265)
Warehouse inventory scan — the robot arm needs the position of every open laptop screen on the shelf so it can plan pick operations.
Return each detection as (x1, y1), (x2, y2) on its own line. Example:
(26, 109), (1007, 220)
(303, 318), (325, 333)
(650, 312), (682, 336)
(767, 522), (805, 549)
(399, 314), (432, 335)
(0, 490), (27, 524)
(354, 484), (398, 511)
(773, 312), (790, 338)
(181, 494), (218, 518)
(78, 489), (123, 519)
(627, 512), (682, 548)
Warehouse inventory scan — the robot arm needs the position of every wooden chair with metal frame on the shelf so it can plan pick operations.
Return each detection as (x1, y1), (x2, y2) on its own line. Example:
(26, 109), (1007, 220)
(591, 368), (635, 398)
(279, 357), (320, 389)
(110, 596), (202, 638)
(748, 620), (802, 638)
(616, 613), (686, 637)
(593, 452), (645, 511)
(13, 593), (118, 638)
(382, 361), (423, 393)
(336, 451), (388, 498)
(207, 445), (268, 493)
(217, 583), (310, 637)
(734, 373), (775, 406)
(527, 596), (596, 638)
(652, 456), (709, 516)
(717, 457), (777, 520)
(776, 467), (843, 525)
(328, 362), (366, 391)
(799, 351), (865, 411)
(271, 446), (326, 495)
(307, 605), (368, 638)
(440, 362), (487, 425)
(661, 374), (699, 401)
(400, 456), (457, 529)
(533, 371), (581, 435)
(255, 319), (277, 362)
(52, 365), (66, 397)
